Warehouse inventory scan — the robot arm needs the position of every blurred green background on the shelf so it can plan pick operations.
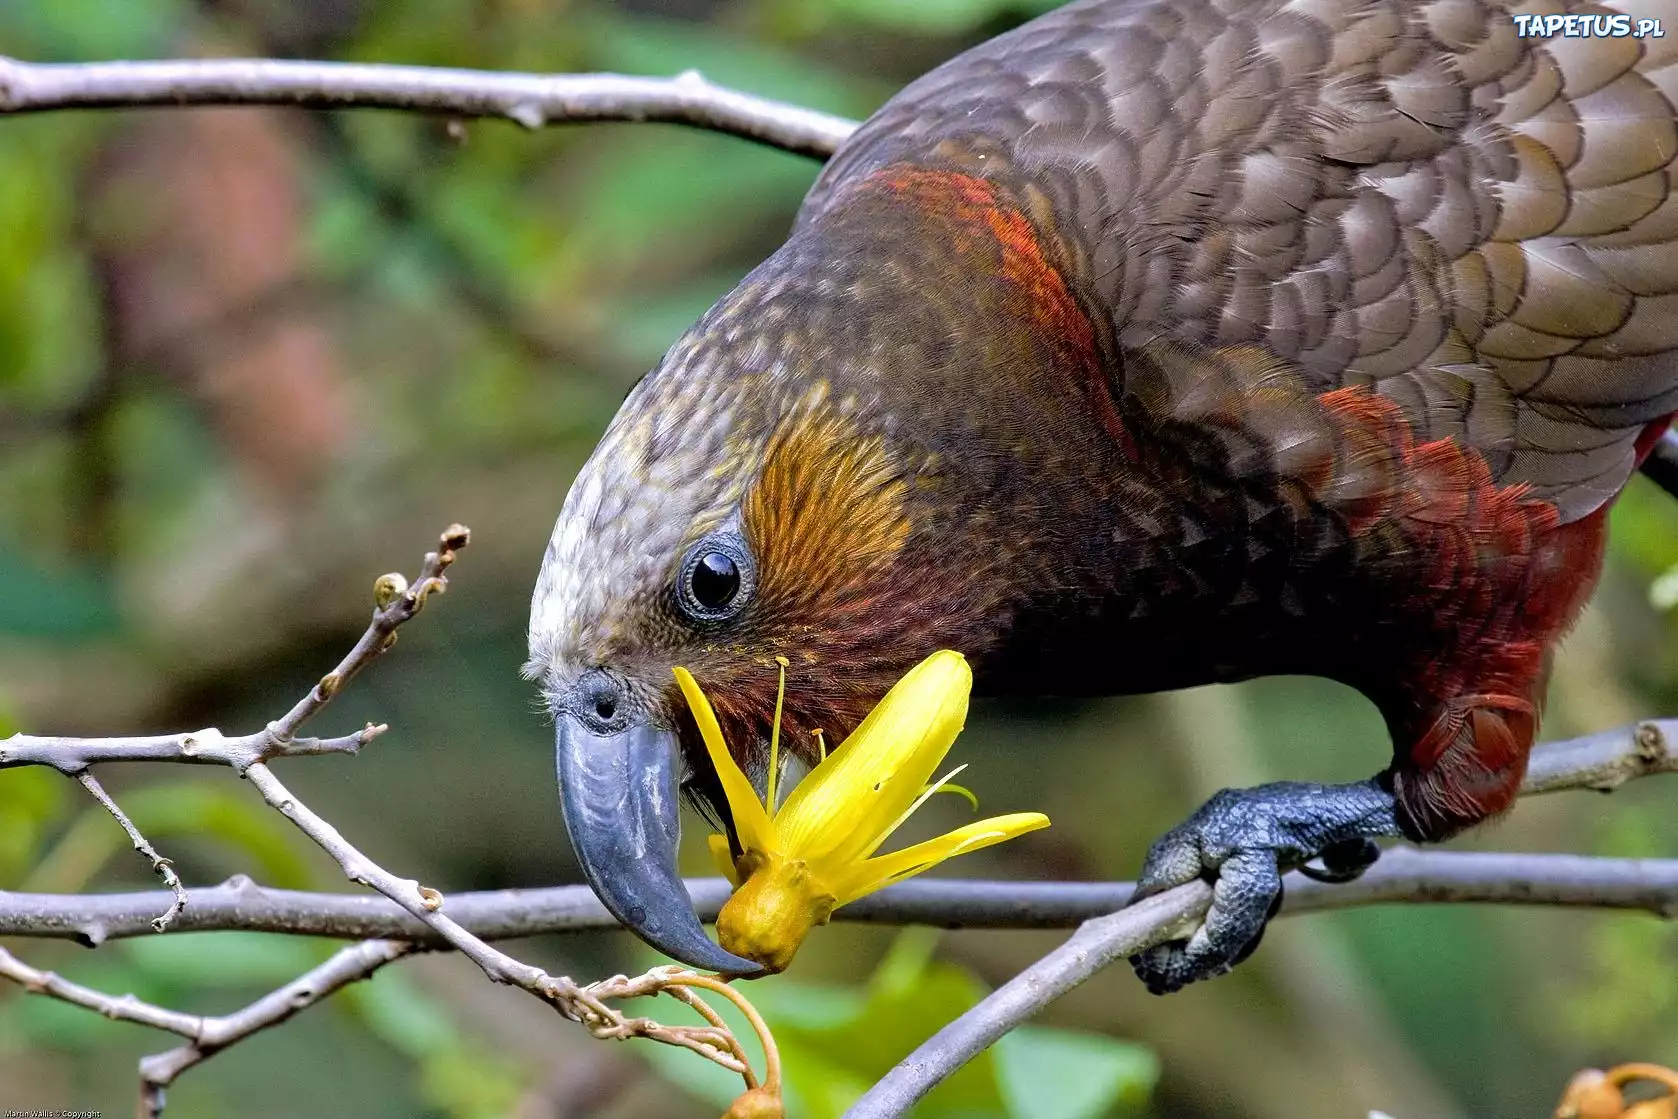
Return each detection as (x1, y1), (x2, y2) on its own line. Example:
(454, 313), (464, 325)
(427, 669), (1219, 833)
(2, 2), (1676, 1117)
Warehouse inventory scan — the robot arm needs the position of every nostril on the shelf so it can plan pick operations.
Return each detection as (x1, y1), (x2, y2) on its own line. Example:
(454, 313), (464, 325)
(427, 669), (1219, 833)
(572, 669), (626, 729)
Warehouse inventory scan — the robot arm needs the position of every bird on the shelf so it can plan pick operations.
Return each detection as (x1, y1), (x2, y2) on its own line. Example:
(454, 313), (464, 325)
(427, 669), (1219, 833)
(524, 0), (1678, 994)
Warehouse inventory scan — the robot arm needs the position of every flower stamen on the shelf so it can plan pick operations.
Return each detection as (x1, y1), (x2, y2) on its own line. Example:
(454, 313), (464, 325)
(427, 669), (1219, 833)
(768, 655), (789, 813)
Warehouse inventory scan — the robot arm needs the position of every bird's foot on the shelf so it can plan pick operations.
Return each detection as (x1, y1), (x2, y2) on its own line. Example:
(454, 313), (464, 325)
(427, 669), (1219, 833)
(1129, 777), (1399, 995)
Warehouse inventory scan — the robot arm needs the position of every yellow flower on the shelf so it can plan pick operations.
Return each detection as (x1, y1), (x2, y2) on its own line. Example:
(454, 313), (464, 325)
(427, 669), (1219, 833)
(673, 650), (1050, 973)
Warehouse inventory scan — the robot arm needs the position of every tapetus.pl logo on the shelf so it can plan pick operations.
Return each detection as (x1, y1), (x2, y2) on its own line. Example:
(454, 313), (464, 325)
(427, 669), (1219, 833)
(1511, 11), (1665, 37)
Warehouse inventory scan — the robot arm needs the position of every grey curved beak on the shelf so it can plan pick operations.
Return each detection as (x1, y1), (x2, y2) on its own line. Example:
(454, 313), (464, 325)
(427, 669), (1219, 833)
(556, 713), (764, 977)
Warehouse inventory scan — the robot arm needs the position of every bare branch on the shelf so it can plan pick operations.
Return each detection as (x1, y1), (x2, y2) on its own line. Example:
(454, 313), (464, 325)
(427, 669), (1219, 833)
(1, 937), (415, 1119)
(0, 56), (857, 158)
(136, 939), (417, 1118)
(0, 726), (380, 772)
(847, 727), (1678, 1119)
(0, 713), (1670, 939)
(0, 525), (784, 1115)
(233, 740), (786, 1111)
(0, 847), (1674, 946)
(851, 884), (1210, 1117)
(1522, 718), (1678, 793)
(75, 772), (187, 932)
(0, 524), (471, 775)
(0, 944), (204, 1036)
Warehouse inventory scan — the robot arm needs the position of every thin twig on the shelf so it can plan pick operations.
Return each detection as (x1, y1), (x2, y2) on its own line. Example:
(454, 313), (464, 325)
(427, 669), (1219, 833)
(850, 885), (1211, 1118)
(135, 939), (418, 1118)
(0, 527), (779, 1116)
(0, 931), (773, 1119)
(0, 525), (473, 775)
(234, 747), (782, 1104)
(0, 944), (203, 1036)
(75, 772), (187, 932)
(0, 56), (856, 158)
(1522, 719), (1678, 793)
(0, 725), (381, 772)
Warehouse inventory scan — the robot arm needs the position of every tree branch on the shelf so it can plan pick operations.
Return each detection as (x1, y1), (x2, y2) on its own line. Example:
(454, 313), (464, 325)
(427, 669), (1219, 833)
(0, 528), (468, 776)
(0, 712), (1670, 938)
(135, 939), (418, 1116)
(0, 56), (857, 158)
(846, 730), (1678, 1118)
(0, 943), (205, 1037)
(0, 848), (1673, 946)
(0, 527), (790, 1116)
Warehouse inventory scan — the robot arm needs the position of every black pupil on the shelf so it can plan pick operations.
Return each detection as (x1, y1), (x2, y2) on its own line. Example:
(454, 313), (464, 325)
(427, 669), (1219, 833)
(691, 552), (740, 610)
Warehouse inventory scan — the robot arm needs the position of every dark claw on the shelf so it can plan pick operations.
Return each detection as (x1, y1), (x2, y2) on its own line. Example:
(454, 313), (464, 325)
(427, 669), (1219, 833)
(1299, 836), (1383, 884)
(1129, 778), (1399, 995)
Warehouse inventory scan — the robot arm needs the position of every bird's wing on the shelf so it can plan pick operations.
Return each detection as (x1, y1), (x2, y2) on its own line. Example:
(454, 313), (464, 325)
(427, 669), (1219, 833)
(801, 0), (1678, 522)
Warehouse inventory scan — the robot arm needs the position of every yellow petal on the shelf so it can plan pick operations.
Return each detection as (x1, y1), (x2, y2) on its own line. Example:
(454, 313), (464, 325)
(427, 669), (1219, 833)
(826, 812), (1050, 906)
(708, 833), (741, 886)
(776, 650), (971, 866)
(673, 667), (778, 856)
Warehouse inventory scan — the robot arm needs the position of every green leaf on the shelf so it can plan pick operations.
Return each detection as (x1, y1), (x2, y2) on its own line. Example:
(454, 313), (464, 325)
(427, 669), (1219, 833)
(995, 1026), (1159, 1119)
(796, 961), (1005, 1116)
(354, 968), (537, 1119)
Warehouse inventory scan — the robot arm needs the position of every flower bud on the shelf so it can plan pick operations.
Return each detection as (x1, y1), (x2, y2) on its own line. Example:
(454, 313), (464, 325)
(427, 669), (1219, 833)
(374, 572), (409, 608)
(1557, 1070), (1623, 1119)
(716, 854), (834, 974)
(1623, 1094), (1676, 1119)
(722, 1086), (782, 1119)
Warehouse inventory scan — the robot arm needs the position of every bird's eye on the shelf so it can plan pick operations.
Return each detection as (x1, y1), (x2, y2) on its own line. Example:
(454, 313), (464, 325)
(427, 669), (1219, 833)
(691, 552), (740, 610)
(676, 534), (755, 624)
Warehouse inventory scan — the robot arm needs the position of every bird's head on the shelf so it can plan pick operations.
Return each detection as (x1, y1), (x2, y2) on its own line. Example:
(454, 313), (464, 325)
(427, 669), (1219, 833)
(526, 274), (998, 972)
(526, 170), (1117, 971)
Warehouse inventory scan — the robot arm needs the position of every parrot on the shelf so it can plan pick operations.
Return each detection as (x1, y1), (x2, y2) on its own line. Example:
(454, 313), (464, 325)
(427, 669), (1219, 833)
(524, 0), (1678, 994)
